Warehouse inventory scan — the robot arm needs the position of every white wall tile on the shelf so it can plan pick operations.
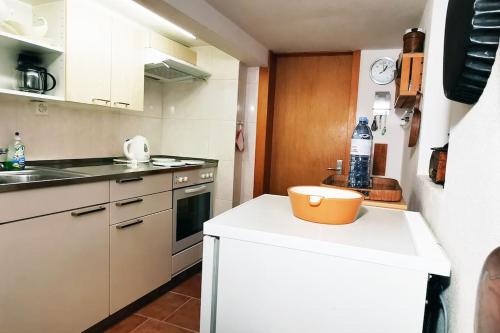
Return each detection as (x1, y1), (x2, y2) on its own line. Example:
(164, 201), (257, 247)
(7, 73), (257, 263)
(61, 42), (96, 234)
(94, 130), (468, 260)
(161, 118), (211, 158)
(214, 199), (233, 216)
(208, 120), (236, 161)
(214, 160), (235, 201)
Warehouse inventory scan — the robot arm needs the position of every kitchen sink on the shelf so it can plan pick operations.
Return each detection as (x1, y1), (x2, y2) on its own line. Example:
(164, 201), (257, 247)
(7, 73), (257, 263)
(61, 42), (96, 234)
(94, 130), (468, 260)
(0, 167), (88, 185)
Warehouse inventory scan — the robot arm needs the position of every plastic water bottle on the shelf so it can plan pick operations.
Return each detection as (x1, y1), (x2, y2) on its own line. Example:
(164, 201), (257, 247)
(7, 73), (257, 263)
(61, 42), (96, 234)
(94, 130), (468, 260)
(348, 117), (373, 188)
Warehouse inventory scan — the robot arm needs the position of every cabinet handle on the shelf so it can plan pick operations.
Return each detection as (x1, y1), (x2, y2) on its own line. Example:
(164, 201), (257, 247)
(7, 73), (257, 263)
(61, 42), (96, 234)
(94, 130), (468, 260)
(185, 185), (207, 194)
(114, 102), (130, 107)
(71, 206), (106, 217)
(115, 198), (143, 207)
(116, 177), (143, 184)
(116, 219), (143, 229)
(92, 98), (110, 104)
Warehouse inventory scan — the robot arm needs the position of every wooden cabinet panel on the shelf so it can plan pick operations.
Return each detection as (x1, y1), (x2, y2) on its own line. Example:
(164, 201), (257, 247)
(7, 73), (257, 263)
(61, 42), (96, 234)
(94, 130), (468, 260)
(111, 15), (146, 111)
(0, 181), (109, 224)
(110, 173), (172, 202)
(110, 210), (172, 313)
(0, 204), (110, 333)
(66, 0), (112, 105)
(110, 191), (172, 225)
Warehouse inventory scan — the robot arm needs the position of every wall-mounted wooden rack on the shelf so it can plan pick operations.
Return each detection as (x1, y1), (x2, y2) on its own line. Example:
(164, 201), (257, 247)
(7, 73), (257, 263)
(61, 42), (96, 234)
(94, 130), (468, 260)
(395, 53), (424, 109)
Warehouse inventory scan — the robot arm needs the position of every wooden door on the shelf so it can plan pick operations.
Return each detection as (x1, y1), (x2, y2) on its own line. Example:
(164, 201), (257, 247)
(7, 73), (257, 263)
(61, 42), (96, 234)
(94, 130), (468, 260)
(269, 53), (357, 195)
(66, 0), (112, 106)
(111, 14), (146, 111)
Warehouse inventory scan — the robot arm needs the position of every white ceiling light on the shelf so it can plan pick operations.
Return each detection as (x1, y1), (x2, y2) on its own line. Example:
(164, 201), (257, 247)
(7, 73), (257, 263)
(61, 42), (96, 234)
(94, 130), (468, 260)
(101, 0), (196, 41)
(132, 1), (196, 40)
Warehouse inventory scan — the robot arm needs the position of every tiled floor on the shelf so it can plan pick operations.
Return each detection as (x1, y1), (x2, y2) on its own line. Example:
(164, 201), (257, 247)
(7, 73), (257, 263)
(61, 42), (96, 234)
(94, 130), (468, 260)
(105, 273), (202, 333)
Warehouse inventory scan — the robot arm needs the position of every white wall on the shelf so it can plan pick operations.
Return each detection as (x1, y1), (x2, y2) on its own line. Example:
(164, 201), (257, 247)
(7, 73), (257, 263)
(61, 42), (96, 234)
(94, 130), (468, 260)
(400, 0), (500, 331)
(161, 46), (240, 215)
(0, 78), (163, 160)
(233, 67), (259, 205)
(356, 49), (405, 182)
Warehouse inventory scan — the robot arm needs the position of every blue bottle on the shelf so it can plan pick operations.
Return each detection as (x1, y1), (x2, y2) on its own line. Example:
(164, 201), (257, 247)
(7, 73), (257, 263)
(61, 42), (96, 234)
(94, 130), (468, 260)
(348, 117), (373, 188)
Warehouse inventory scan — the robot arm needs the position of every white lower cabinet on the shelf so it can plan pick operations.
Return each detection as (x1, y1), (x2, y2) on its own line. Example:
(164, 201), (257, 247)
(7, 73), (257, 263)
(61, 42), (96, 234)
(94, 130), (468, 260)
(0, 204), (110, 333)
(110, 209), (173, 313)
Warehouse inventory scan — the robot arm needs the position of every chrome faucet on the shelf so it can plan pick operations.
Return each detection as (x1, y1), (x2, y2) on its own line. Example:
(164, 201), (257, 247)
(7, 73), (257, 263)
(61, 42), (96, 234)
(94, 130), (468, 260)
(0, 148), (8, 171)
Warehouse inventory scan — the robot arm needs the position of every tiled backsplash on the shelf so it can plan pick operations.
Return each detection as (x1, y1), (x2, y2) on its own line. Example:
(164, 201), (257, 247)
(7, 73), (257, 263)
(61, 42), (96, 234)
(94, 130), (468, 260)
(0, 78), (164, 160)
(161, 46), (241, 215)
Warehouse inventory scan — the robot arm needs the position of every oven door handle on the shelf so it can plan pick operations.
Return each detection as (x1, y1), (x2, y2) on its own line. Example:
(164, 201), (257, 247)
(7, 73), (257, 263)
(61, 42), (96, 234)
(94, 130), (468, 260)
(184, 185), (207, 194)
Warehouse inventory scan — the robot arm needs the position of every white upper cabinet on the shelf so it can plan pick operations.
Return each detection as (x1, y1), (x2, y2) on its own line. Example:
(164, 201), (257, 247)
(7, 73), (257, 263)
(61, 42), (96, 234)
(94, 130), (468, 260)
(65, 0), (112, 106)
(65, 0), (145, 111)
(111, 15), (145, 111)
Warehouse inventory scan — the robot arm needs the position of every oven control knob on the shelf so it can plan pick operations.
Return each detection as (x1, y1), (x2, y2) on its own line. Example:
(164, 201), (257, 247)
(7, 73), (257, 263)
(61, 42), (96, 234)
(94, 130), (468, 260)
(209, 173), (213, 178)
(176, 177), (183, 183)
(201, 174), (206, 179)
(183, 177), (188, 182)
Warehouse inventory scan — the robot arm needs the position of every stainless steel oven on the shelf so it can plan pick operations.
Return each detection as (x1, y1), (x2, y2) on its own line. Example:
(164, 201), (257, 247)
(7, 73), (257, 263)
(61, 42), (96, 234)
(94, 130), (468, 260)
(172, 168), (215, 254)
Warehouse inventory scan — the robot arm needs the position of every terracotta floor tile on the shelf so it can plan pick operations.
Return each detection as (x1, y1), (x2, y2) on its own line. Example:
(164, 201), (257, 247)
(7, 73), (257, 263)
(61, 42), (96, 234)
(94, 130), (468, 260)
(132, 319), (192, 333)
(171, 273), (201, 299)
(136, 292), (190, 320)
(105, 314), (147, 333)
(165, 298), (200, 332)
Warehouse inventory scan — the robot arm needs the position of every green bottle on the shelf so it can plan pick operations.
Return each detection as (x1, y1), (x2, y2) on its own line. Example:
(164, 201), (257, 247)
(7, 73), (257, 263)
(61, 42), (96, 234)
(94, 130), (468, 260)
(5, 132), (26, 171)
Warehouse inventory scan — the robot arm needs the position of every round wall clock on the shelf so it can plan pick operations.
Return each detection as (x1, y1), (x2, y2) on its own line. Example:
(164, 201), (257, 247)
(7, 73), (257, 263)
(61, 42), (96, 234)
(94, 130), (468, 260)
(443, 0), (500, 104)
(369, 57), (396, 85)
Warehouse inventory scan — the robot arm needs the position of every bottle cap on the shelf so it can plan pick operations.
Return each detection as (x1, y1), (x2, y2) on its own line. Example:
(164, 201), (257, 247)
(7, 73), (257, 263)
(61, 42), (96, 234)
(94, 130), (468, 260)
(359, 117), (369, 123)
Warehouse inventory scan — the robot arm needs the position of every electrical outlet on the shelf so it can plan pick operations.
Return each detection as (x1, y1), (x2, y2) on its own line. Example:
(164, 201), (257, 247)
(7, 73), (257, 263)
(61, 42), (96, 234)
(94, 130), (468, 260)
(33, 102), (49, 116)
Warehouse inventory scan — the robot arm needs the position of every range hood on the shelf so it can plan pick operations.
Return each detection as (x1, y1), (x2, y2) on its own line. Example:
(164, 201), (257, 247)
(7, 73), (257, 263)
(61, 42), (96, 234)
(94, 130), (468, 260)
(144, 47), (211, 82)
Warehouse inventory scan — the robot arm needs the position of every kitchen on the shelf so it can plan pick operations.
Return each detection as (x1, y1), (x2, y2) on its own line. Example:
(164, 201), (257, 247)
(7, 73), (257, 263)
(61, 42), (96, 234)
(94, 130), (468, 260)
(0, 0), (499, 333)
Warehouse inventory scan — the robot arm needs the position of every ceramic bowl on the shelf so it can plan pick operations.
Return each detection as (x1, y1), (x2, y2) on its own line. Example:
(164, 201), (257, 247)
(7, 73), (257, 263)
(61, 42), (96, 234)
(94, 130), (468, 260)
(288, 186), (363, 225)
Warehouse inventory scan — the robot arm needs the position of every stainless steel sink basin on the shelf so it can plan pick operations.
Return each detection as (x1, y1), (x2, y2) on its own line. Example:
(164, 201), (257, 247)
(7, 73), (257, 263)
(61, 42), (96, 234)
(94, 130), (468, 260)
(0, 167), (88, 185)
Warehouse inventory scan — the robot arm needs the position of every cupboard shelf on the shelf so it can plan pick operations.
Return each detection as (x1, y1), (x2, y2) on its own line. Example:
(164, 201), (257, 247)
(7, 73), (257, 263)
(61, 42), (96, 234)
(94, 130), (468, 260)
(0, 31), (64, 54)
(0, 88), (64, 101)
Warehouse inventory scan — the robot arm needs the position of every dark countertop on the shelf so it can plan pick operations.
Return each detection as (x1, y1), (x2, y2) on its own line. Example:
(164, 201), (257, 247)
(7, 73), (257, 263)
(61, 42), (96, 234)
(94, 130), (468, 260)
(0, 155), (217, 193)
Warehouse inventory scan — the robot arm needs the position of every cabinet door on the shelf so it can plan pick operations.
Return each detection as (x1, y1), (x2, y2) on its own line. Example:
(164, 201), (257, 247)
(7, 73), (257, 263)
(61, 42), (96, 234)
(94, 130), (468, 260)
(0, 204), (110, 333)
(111, 14), (145, 111)
(66, 0), (112, 106)
(110, 210), (172, 313)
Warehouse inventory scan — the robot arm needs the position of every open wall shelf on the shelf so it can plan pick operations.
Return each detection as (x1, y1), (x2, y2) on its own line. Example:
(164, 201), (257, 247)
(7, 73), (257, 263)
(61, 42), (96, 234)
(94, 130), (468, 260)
(0, 31), (64, 54)
(0, 87), (64, 101)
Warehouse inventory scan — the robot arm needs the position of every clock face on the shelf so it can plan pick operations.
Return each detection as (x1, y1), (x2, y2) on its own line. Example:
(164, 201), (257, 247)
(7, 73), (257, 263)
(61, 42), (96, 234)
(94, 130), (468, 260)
(369, 57), (396, 85)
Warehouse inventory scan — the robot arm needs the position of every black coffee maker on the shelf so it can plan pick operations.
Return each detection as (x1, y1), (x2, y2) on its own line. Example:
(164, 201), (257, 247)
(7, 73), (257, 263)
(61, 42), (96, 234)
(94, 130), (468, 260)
(16, 54), (56, 94)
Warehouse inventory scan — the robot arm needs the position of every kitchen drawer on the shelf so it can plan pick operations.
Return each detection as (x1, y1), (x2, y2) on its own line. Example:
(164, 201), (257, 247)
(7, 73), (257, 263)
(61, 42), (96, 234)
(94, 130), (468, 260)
(110, 210), (172, 313)
(172, 242), (203, 276)
(0, 181), (109, 224)
(110, 173), (172, 201)
(110, 191), (172, 225)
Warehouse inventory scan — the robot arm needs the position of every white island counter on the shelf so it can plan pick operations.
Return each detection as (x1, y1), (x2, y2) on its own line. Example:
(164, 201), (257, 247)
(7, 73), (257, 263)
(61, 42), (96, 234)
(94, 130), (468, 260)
(200, 195), (450, 333)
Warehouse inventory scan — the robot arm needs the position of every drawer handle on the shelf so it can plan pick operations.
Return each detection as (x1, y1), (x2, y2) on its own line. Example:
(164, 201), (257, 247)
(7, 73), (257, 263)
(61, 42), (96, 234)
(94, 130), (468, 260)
(116, 177), (143, 184)
(92, 98), (110, 104)
(114, 102), (130, 107)
(71, 206), (106, 217)
(185, 185), (207, 194)
(116, 219), (143, 229)
(115, 198), (144, 206)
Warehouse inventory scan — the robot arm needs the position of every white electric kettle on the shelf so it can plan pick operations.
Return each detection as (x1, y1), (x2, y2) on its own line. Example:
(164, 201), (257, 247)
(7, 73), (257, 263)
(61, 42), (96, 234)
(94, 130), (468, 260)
(123, 136), (151, 162)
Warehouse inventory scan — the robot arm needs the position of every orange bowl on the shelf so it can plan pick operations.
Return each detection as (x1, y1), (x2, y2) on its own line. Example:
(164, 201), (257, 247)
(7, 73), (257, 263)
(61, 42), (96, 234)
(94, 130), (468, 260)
(288, 186), (363, 225)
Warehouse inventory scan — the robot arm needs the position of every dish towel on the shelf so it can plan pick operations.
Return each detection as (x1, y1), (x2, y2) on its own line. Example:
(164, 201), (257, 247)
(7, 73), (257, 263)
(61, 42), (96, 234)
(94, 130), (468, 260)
(236, 125), (245, 152)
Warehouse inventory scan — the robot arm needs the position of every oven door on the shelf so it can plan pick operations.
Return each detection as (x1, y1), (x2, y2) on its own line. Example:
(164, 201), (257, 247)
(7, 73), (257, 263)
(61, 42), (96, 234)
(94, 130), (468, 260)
(173, 182), (214, 254)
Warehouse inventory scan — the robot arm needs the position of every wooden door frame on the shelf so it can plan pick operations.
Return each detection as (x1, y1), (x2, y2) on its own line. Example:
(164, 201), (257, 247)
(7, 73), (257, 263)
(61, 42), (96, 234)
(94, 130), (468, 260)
(253, 51), (361, 197)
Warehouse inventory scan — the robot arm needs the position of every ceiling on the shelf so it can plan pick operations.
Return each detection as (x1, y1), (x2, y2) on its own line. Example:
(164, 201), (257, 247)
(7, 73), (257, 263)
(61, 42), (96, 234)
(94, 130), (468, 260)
(205, 0), (427, 52)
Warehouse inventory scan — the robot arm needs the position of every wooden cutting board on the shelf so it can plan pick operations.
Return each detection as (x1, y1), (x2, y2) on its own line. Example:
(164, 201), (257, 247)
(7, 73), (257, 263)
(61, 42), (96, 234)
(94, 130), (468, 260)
(322, 175), (403, 202)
